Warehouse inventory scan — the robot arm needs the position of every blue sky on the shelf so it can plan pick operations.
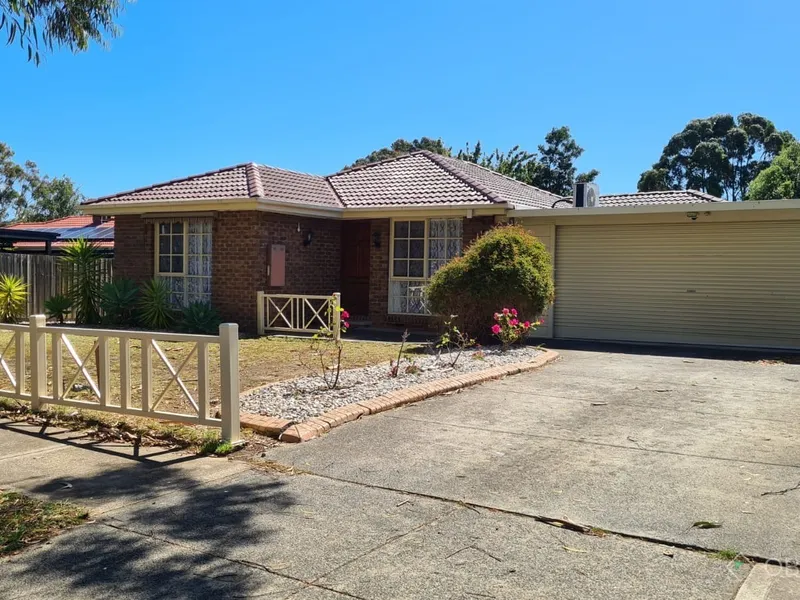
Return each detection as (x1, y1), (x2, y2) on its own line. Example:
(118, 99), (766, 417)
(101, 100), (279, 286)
(2, 0), (799, 198)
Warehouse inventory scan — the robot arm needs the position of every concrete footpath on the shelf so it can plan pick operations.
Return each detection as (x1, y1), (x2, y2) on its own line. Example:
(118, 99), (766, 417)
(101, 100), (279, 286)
(1, 349), (800, 598)
(0, 423), (781, 600)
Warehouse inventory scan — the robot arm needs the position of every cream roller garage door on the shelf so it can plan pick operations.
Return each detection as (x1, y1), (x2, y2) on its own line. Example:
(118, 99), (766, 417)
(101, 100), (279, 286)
(554, 221), (800, 349)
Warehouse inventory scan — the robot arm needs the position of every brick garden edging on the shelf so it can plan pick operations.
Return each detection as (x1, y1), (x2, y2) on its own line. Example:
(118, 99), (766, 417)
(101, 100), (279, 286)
(240, 349), (560, 443)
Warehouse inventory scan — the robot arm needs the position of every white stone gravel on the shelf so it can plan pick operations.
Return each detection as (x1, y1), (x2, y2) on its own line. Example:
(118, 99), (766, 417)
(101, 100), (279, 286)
(240, 345), (541, 422)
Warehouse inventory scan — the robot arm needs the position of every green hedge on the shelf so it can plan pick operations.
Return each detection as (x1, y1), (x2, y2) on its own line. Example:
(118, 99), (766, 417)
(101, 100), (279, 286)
(426, 225), (554, 338)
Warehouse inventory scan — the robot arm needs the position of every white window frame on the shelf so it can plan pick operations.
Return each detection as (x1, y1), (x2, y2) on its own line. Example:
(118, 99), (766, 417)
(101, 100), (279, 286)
(388, 217), (463, 316)
(154, 218), (212, 306)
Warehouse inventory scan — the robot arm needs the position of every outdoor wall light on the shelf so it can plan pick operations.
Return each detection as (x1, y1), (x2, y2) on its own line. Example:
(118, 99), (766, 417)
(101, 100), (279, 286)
(686, 212), (699, 221)
(304, 230), (313, 246)
(372, 231), (381, 248)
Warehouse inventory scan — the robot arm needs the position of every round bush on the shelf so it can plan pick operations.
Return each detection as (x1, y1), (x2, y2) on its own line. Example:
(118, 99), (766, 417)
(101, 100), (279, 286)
(426, 225), (554, 338)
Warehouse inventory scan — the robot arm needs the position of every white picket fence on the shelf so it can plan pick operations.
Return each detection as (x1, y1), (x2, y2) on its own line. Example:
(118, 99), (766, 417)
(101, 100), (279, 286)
(0, 316), (240, 442)
(257, 292), (341, 339)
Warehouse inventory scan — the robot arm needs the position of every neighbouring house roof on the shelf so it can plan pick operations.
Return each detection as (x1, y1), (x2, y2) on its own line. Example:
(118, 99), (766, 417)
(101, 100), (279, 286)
(596, 190), (723, 207)
(4, 215), (114, 249)
(82, 152), (726, 214)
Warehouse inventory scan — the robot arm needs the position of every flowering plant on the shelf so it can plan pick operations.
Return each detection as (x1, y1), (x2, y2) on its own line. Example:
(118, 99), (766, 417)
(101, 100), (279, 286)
(491, 307), (540, 351)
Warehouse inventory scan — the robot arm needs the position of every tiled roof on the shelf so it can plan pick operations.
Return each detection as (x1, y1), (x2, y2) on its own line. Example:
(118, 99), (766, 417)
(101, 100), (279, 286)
(85, 163), (341, 208)
(328, 153), (490, 207)
(83, 153), (726, 212)
(596, 190), (724, 207)
(433, 154), (563, 209)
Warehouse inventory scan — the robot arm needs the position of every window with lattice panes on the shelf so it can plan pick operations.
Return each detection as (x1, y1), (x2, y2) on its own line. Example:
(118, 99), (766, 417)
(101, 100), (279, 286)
(155, 218), (212, 306)
(389, 218), (463, 315)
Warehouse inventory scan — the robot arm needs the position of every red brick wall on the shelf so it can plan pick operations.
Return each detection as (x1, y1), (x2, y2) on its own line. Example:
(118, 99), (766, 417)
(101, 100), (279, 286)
(113, 212), (494, 333)
(368, 219), (390, 326)
(213, 211), (341, 332)
(114, 215), (153, 285)
(113, 211), (341, 333)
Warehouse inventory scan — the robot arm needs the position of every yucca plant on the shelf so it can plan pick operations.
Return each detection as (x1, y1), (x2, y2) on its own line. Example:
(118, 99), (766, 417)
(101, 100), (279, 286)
(44, 294), (73, 324)
(62, 238), (102, 325)
(139, 278), (176, 330)
(0, 275), (28, 323)
(179, 301), (221, 334)
(100, 279), (139, 327)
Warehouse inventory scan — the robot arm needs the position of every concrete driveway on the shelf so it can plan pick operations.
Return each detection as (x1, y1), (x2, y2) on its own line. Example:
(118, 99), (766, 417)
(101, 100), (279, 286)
(271, 349), (800, 581)
(2, 348), (799, 599)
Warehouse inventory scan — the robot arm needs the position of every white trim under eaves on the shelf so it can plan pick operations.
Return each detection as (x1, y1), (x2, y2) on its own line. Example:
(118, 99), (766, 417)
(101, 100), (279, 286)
(81, 197), (508, 219)
(508, 198), (800, 218)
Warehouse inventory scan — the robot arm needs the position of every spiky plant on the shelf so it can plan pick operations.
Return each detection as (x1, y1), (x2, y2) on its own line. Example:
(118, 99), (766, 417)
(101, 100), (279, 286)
(100, 279), (139, 326)
(44, 294), (72, 324)
(62, 238), (102, 325)
(0, 275), (28, 323)
(180, 301), (221, 334)
(138, 279), (176, 330)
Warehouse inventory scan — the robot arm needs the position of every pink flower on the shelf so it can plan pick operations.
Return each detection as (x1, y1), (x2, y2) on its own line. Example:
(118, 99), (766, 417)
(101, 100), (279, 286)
(539, 318), (545, 325)
(502, 308), (510, 315)
(523, 320), (531, 329)
(343, 321), (350, 329)
(493, 312), (501, 321)
(491, 324), (502, 335)
(341, 310), (350, 319)
(511, 308), (518, 317)
(510, 318), (519, 327)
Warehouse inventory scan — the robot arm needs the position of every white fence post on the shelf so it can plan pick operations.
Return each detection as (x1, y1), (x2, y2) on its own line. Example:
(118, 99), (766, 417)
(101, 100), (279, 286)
(256, 291), (265, 336)
(29, 315), (47, 410)
(331, 293), (342, 341)
(219, 323), (240, 443)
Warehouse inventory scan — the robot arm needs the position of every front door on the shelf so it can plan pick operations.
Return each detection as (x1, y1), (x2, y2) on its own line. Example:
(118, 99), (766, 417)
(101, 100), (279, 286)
(341, 221), (371, 317)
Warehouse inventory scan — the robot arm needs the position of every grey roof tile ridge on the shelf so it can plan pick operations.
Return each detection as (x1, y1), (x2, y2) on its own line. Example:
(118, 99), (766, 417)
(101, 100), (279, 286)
(83, 162), (252, 205)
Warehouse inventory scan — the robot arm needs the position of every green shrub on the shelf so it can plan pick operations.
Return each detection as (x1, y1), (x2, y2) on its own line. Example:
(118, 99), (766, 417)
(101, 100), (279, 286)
(44, 294), (72, 324)
(100, 279), (139, 327)
(138, 279), (176, 330)
(0, 275), (27, 323)
(180, 301), (221, 334)
(62, 238), (102, 325)
(426, 225), (554, 338)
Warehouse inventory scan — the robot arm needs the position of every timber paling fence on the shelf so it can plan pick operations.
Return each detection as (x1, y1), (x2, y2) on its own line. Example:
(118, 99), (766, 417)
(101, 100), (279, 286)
(0, 253), (114, 316)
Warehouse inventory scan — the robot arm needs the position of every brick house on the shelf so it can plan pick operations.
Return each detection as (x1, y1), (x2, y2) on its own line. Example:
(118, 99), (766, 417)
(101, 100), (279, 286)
(84, 150), (800, 352)
(81, 151), (566, 333)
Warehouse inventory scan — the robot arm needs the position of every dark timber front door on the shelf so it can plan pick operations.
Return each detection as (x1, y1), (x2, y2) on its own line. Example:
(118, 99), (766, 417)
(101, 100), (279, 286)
(341, 221), (371, 317)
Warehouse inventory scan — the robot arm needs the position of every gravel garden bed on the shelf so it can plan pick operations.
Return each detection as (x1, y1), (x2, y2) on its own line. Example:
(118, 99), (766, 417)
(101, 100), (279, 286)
(240, 345), (541, 422)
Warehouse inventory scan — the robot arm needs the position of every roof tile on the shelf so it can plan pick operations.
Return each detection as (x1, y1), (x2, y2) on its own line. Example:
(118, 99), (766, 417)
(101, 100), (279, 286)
(328, 153), (488, 207)
(597, 190), (724, 207)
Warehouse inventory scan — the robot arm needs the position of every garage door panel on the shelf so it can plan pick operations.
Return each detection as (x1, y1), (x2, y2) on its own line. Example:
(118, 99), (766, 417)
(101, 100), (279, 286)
(554, 221), (800, 349)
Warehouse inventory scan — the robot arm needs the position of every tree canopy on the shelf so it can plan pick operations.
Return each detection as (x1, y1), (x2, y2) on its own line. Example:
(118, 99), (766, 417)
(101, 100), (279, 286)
(0, 142), (83, 222)
(748, 141), (800, 200)
(348, 127), (598, 197)
(347, 137), (450, 168)
(456, 127), (598, 197)
(637, 113), (794, 201)
(1, 0), (127, 64)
